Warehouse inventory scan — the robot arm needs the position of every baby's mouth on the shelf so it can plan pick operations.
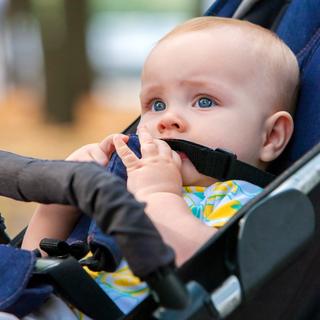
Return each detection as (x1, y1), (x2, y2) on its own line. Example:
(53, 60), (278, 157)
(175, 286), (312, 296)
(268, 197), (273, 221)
(177, 152), (188, 160)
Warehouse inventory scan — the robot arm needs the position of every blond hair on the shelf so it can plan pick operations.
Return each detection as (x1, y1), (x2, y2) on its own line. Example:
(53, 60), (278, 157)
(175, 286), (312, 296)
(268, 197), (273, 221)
(159, 17), (299, 114)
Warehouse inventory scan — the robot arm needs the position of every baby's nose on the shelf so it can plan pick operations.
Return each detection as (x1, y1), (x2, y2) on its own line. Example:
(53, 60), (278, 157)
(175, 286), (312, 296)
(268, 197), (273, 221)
(157, 112), (187, 133)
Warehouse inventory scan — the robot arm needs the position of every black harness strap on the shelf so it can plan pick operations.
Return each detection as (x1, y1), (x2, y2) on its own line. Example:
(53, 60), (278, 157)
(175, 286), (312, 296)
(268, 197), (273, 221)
(165, 139), (275, 188)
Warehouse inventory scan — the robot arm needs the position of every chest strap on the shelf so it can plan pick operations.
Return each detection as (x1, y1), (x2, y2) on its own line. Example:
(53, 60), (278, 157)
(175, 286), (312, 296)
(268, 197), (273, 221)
(165, 139), (275, 188)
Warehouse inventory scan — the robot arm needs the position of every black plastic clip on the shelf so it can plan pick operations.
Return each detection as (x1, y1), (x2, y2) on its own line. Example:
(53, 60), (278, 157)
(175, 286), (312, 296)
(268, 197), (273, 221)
(39, 238), (89, 259)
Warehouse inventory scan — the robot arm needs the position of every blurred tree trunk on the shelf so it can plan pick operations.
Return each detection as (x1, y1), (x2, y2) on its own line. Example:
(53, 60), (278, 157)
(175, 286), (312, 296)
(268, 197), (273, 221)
(65, 0), (91, 110)
(35, 0), (91, 123)
(5, 0), (32, 86)
(6, 0), (31, 16)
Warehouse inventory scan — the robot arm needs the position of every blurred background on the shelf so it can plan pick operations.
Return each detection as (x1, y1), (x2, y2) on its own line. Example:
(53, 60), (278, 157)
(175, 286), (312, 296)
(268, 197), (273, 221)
(0, 0), (212, 237)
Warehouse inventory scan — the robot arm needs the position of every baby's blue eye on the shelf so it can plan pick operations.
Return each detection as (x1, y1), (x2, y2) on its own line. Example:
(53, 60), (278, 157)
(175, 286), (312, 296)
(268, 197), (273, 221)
(152, 100), (166, 112)
(196, 97), (215, 108)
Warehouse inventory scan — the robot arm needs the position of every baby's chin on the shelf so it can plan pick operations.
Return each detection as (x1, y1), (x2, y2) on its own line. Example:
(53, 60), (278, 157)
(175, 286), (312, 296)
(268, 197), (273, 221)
(181, 159), (217, 187)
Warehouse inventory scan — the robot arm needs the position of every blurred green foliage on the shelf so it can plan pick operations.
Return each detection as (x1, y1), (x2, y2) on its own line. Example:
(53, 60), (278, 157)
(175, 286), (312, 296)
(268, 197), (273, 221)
(89, 0), (195, 13)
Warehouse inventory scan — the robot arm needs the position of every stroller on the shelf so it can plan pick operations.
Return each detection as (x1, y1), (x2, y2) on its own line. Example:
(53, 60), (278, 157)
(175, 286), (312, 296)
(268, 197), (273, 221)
(1, 0), (320, 318)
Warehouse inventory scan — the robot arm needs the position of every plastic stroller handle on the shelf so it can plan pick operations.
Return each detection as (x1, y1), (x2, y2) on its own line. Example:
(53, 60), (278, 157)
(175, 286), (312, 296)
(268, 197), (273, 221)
(0, 150), (189, 308)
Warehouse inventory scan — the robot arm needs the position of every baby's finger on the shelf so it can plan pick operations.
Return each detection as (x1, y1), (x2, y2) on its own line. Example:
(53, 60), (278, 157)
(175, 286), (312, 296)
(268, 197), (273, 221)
(99, 134), (129, 158)
(113, 134), (139, 168)
(153, 138), (172, 158)
(66, 144), (109, 166)
(154, 139), (181, 168)
(172, 149), (182, 168)
(88, 147), (109, 166)
(138, 126), (158, 157)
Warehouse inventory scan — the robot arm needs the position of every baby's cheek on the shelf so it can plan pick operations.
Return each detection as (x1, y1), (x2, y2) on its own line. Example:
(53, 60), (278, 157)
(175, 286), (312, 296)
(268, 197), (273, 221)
(138, 118), (157, 136)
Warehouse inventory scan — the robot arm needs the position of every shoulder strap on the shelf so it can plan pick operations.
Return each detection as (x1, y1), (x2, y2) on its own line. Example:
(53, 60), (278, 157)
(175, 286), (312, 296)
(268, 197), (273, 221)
(165, 139), (275, 188)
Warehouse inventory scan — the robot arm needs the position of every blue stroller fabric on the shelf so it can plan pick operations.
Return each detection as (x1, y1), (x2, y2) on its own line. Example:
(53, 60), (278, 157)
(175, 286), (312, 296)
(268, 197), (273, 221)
(106, 134), (141, 181)
(205, 0), (243, 17)
(0, 246), (53, 317)
(275, 0), (320, 167)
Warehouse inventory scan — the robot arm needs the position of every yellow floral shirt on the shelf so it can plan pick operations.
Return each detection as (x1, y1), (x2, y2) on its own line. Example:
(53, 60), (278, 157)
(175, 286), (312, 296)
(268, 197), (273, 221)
(77, 180), (261, 317)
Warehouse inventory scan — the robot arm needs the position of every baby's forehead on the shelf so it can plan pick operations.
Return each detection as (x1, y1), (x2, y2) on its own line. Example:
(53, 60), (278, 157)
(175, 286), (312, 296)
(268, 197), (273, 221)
(161, 22), (261, 46)
(143, 27), (278, 105)
(153, 26), (268, 64)
(145, 27), (265, 79)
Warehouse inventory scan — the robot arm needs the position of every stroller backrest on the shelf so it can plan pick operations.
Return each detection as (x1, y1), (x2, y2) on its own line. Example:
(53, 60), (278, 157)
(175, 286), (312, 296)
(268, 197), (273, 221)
(206, 0), (320, 174)
(276, 0), (320, 169)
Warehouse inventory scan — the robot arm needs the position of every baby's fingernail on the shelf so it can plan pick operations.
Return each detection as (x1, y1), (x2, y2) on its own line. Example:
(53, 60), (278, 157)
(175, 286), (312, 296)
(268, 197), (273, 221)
(121, 134), (129, 142)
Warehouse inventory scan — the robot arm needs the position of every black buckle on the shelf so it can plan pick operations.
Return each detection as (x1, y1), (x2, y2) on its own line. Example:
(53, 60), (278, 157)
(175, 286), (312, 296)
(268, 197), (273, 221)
(40, 238), (89, 259)
(215, 148), (237, 180)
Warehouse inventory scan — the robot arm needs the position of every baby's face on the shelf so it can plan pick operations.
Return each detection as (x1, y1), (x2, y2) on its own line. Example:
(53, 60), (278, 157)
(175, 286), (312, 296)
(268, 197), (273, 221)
(139, 28), (273, 186)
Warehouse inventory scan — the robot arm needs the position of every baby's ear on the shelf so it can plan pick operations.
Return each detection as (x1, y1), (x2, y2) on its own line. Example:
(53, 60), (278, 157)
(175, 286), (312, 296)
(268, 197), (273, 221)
(260, 111), (294, 163)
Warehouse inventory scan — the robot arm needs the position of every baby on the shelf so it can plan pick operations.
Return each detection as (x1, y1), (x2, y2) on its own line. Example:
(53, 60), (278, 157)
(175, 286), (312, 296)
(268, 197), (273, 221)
(22, 16), (299, 316)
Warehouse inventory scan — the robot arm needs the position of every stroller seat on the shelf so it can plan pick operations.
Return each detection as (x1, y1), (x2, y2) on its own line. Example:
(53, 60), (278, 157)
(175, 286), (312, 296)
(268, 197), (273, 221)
(1, 0), (320, 319)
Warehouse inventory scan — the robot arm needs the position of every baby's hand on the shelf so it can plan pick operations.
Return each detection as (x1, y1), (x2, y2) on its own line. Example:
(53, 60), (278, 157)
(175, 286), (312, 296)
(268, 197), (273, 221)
(66, 134), (129, 166)
(113, 126), (182, 200)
